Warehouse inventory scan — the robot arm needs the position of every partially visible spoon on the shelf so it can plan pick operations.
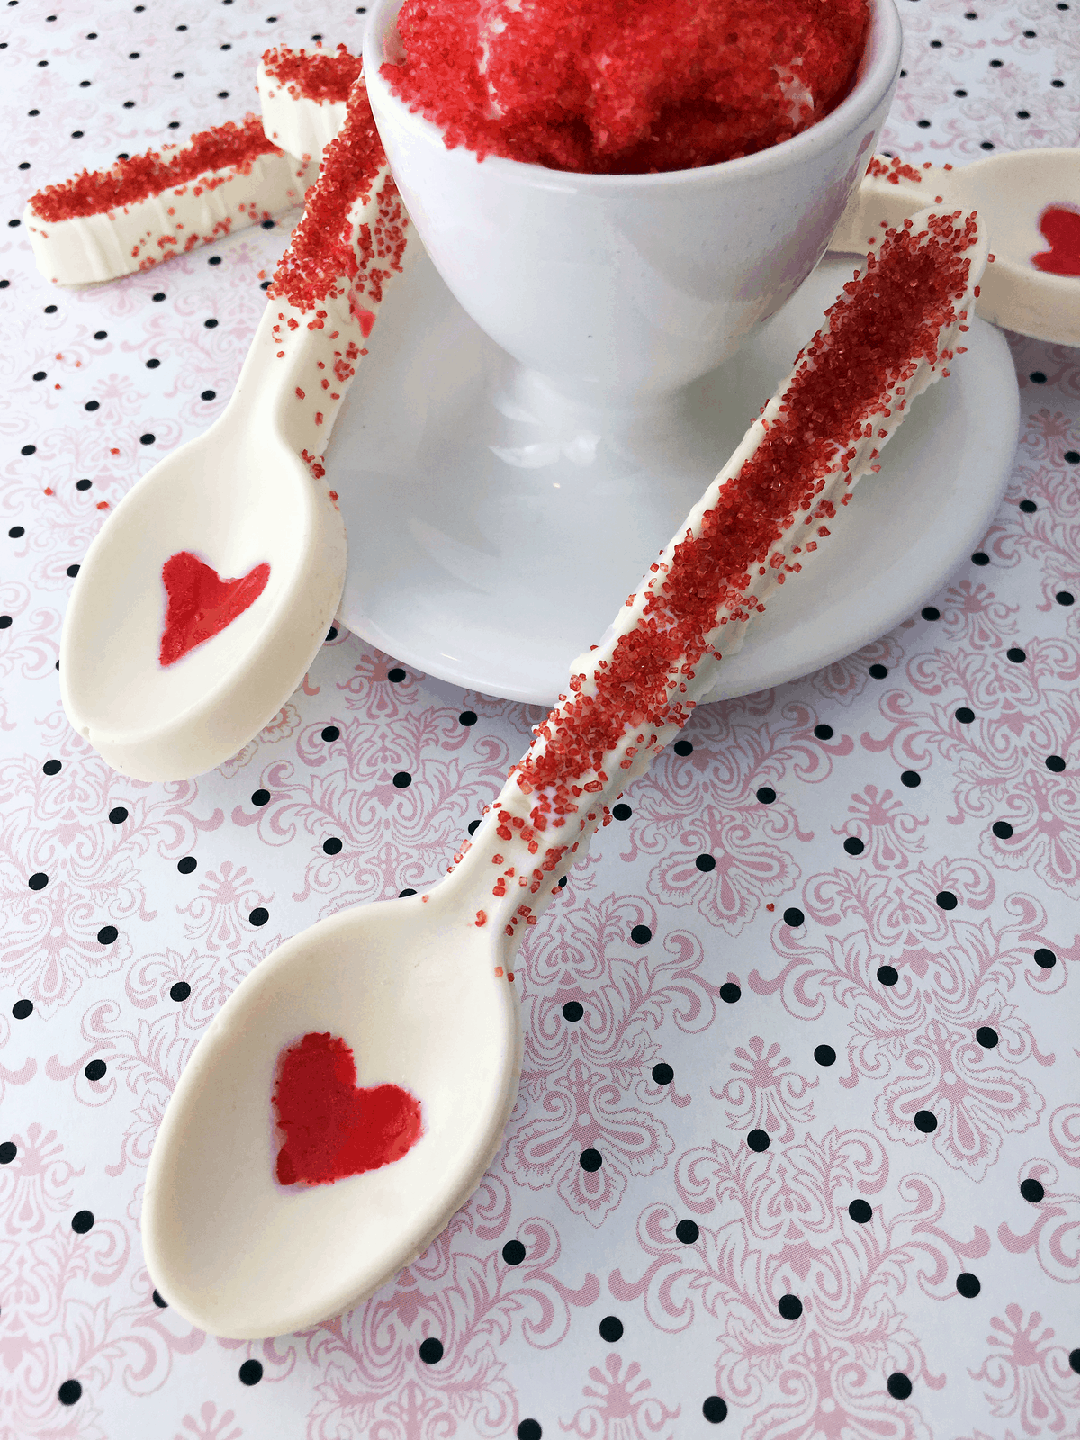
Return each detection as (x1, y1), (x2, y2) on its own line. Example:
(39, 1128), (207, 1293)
(142, 205), (986, 1339)
(60, 82), (409, 781)
(833, 146), (1080, 344)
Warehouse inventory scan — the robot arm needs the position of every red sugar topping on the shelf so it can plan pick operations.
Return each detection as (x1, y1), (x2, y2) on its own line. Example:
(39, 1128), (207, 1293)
(271, 81), (405, 312)
(272, 1031), (423, 1186)
(866, 154), (924, 186)
(1033, 204), (1080, 277)
(384, 0), (869, 174)
(513, 212), (978, 829)
(30, 116), (280, 223)
(159, 551), (270, 667)
(262, 43), (364, 104)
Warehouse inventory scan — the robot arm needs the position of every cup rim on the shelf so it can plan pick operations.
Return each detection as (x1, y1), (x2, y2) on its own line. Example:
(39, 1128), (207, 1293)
(363, 0), (903, 192)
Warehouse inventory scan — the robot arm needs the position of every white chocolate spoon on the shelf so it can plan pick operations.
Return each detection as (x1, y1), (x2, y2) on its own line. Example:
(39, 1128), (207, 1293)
(60, 92), (406, 781)
(833, 147), (1080, 344)
(142, 207), (986, 1339)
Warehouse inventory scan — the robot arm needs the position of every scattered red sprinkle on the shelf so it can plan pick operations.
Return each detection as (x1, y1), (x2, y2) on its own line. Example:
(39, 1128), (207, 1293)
(262, 42), (363, 104)
(96, 500), (109, 509)
(385, 0), (869, 174)
(866, 154), (924, 186)
(43, 487), (54, 496)
(29, 116), (281, 223)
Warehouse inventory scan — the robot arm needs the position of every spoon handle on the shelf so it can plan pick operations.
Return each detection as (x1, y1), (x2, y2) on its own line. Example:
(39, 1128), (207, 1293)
(453, 207), (987, 951)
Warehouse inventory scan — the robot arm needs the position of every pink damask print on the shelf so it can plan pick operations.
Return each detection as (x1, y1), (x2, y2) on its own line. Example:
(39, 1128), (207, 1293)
(969, 1304), (1080, 1435)
(807, 636), (907, 707)
(1049, 1104), (1080, 1169)
(560, 1355), (680, 1440)
(175, 1403), (243, 1440)
(610, 1129), (985, 1440)
(712, 1036), (817, 1142)
(832, 784), (929, 870)
(504, 895), (724, 1224)
(997, 1160), (1080, 1285)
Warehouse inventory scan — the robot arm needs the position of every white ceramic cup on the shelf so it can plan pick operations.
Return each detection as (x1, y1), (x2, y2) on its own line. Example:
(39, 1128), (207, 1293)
(363, 0), (903, 403)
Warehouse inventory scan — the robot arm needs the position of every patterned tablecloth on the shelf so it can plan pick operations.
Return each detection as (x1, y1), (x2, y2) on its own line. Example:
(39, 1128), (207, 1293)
(2, 1), (1079, 1437)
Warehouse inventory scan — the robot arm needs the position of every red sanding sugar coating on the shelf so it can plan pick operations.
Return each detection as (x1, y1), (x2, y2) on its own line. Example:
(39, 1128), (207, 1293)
(514, 212), (977, 827)
(273, 1031), (423, 1186)
(158, 551), (270, 667)
(262, 42), (363, 103)
(384, 0), (869, 174)
(1033, 205), (1080, 277)
(272, 80), (405, 312)
(30, 117), (280, 223)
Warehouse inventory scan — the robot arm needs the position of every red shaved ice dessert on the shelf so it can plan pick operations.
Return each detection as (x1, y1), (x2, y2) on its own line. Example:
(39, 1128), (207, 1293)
(383, 0), (870, 174)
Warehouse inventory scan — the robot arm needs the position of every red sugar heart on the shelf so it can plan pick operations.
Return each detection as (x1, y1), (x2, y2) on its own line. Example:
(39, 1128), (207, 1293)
(1032, 204), (1080, 277)
(159, 550), (270, 667)
(272, 1031), (423, 1187)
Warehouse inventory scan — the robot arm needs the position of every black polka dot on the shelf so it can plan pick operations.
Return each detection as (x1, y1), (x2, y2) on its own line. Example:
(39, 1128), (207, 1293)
(869, 663), (888, 679)
(146, 358), (160, 369)
(580, 1148), (602, 1172)
(0, 1141), (15, 1164)
(955, 707), (975, 724)
(170, 981), (191, 1002)
(8, 527), (24, 538)
(1046, 755), (1066, 772)
(139, 434), (155, 446)
(502, 1239), (526, 1265)
(458, 710), (477, 726)
(843, 837), (865, 855)
(391, 771), (412, 789)
(251, 788), (270, 806)
(696, 853), (716, 871)
(1057, 592), (1075, 606)
(12, 1000), (32, 1020)
(42, 759), (61, 775)
(1017, 108), (1031, 118)
(956, 1272), (981, 1298)
(322, 837), (343, 855)
(1019, 499), (1037, 513)
(914, 1111), (937, 1133)
(814, 723), (833, 740)
(204, 318), (218, 329)
(518, 1421), (542, 1440)
(387, 667), (406, 682)
(562, 1001), (584, 1022)
(887, 1373), (912, 1401)
(201, 390), (216, 401)
(1029, 372), (1046, 384)
(558, 876), (567, 887)
(58, 1381), (82, 1406)
(612, 803), (632, 820)
(248, 908), (269, 927)
(21, 444), (35, 455)
(877, 966), (898, 987)
(814, 1044), (836, 1067)
(921, 606), (940, 620)
(1034, 948), (1057, 969)
(778, 1295), (802, 1320)
(84, 1059), (106, 1082)
(1069, 1348), (1080, 1375)
(0, 615), (12, 629)
(1020, 1177), (1044, 1203)
(325, 626), (338, 641)
(238, 1359), (263, 1385)
(675, 1219), (699, 1244)
(703, 1396), (728, 1424)
(1066, 451), (1080, 464)
(848, 1199), (872, 1223)
(747, 1129), (770, 1152)
(71, 1210), (94, 1234)
(976, 1026), (998, 1049)
(756, 786), (776, 804)
(598, 1316), (623, 1343)
(418, 1338), (444, 1364)
(900, 770), (921, 788)
(97, 926), (118, 944)
(652, 1063), (673, 1085)
(152, 1289), (168, 1308)
(1006, 647), (1026, 663)
(630, 924), (652, 945)
(936, 891), (958, 911)
(75, 479), (92, 491)
(467, 820), (481, 835)
(108, 805), (128, 824)
(177, 856), (196, 874)
(719, 982), (741, 1004)
(673, 739), (693, 756)
(783, 907), (804, 927)
(971, 552), (989, 566)
(992, 821), (1013, 839)
(28, 872), (48, 890)
(84, 400), (100, 412)
(399, 888), (417, 897)
(320, 725), (340, 742)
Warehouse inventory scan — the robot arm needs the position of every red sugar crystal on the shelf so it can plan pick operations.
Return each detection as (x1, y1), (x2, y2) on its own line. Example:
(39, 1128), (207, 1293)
(271, 81), (406, 313)
(384, 0), (869, 174)
(29, 117), (280, 223)
(513, 212), (978, 830)
(262, 43), (364, 104)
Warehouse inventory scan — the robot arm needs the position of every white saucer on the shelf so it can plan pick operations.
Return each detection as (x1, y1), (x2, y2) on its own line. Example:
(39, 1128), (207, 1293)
(328, 251), (1019, 706)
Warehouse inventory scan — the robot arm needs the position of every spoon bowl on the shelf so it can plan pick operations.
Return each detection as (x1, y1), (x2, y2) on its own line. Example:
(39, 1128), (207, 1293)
(143, 874), (518, 1338)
